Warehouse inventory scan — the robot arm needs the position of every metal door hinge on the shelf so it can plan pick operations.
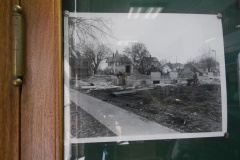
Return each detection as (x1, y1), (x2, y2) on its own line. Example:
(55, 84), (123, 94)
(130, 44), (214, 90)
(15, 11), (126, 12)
(12, 5), (23, 87)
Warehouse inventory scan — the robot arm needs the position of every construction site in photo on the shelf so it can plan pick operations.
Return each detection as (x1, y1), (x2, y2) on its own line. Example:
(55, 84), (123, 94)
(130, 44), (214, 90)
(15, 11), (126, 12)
(69, 67), (222, 138)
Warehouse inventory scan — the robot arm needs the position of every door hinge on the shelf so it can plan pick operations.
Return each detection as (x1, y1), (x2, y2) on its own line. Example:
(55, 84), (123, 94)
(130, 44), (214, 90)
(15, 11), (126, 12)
(12, 5), (23, 87)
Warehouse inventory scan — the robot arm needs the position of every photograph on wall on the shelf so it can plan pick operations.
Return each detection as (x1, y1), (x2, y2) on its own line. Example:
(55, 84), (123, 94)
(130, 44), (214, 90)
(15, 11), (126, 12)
(64, 11), (227, 144)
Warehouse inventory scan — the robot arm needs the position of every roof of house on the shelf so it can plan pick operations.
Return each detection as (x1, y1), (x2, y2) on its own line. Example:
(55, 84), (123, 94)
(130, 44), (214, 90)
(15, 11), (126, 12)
(179, 68), (194, 78)
(187, 63), (206, 74)
(172, 63), (183, 68)
(142, 57), (160, 65)
(165, 63), (173, 69)
(179, 64), (207, 78)
(106, 53), (131, 63)
(162, 62), (182, 70)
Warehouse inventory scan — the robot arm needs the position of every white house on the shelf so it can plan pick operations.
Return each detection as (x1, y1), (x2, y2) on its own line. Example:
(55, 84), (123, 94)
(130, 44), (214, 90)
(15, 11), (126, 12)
(161, 62), (184, 73)
(106, 51), (132, 74)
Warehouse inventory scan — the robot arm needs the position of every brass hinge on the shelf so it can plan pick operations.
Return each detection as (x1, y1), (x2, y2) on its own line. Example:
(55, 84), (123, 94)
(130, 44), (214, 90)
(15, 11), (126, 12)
(12, 5), (23, 87)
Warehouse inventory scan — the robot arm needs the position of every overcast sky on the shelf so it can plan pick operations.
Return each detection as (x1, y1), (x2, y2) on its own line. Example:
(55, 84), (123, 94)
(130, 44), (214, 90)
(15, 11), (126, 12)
(70, 13), (224, 67)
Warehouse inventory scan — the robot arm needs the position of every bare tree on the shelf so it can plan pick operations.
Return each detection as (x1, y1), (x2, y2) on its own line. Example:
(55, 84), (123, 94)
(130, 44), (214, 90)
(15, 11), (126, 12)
(68, 17), (115, 58)
(198, 45), (216, 72)
(160, 59), (168, 66)
(185, 58), (197, 65)
(124, 43), (150, 72)
(83, 43), (111, 74)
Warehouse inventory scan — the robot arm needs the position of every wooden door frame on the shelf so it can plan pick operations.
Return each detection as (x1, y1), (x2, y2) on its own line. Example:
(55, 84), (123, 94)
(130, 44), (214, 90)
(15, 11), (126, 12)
(20, 0), (62, 159)
(0, 1), (20, 159)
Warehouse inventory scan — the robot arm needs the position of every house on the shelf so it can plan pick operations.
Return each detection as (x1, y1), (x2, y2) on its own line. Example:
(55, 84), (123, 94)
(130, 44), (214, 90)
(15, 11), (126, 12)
(70, 57), (92, 78)
(161, 63), (172, 73)
(184, 63), (207, 76)
(141, 56), (161, 74)
(179, 63), (207, 78)
(162, 62), (184, 73)
(106, 51), (132, 74)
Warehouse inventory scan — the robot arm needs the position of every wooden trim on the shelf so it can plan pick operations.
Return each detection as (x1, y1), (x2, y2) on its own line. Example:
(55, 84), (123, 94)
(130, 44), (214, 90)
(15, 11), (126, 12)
(0, 0), (20, 160)
(20, 0), (62, 159)
(55, 0), (63, 159)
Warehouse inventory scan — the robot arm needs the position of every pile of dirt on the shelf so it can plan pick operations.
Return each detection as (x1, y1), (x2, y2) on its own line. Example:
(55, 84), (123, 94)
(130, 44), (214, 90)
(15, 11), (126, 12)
(77, 80), (89, 86)
(88, 75), (118, 84)
(74, 75), (119, 88)
(199, 77), (221, 85)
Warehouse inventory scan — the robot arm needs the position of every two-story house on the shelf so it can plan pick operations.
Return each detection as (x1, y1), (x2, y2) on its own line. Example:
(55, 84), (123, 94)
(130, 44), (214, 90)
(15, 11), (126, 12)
(106, 51), (132, 74)
(141, 56), (161, 74)
(70, 57), (92, 78)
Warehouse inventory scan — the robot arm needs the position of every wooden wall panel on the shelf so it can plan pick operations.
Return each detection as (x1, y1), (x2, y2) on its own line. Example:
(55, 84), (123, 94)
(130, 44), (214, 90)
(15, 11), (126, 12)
(0, 0), (20, 160)
(54, 0), (63, 159)
(20, 0), (61, 159)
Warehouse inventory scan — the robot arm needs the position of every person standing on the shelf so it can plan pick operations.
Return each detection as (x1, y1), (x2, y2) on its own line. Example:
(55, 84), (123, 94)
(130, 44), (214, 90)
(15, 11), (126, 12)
(193, 71), (198, 85)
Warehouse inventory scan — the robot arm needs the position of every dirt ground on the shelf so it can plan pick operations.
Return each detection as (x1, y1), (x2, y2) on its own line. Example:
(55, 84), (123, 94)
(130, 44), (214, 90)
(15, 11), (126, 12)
(80, 84), (222, 133)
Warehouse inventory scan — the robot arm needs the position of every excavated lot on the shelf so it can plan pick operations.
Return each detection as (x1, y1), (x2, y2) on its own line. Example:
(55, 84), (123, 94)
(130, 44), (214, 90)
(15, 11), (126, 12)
(81, 84), (222, 133)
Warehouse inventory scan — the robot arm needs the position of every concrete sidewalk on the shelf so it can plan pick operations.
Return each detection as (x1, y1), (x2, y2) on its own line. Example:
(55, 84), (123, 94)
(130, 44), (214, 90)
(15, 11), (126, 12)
(70, 89), (177, 136)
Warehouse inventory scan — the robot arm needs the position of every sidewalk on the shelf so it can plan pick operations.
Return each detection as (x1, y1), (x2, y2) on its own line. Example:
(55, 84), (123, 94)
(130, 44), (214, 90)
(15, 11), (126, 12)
(70, 89), (177, 137)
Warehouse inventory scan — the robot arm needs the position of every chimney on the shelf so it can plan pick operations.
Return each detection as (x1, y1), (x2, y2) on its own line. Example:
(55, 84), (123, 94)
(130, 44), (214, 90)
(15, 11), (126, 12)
(113, 53), (114, 58)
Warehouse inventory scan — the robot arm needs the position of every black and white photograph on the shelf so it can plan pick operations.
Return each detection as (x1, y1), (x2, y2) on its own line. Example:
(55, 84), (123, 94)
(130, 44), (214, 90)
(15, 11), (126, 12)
(64, 12), (227, 144)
